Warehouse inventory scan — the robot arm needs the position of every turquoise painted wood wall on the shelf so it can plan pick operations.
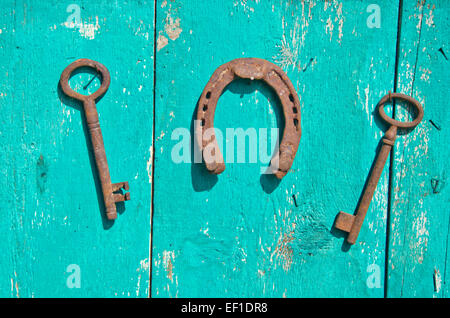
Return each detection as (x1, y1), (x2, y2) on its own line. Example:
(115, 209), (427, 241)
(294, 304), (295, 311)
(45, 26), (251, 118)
(0, 0), (448, 298)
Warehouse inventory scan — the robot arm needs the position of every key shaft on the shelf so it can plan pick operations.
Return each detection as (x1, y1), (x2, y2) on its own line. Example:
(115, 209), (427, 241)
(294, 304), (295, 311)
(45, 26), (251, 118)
(84, 99), (118, 219)
(346, 126), (396, 244)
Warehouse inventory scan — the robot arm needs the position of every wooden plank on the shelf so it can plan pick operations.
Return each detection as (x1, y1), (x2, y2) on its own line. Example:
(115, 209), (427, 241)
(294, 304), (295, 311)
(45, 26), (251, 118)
(387, 0), (450, 298)
(0, 0), (154, 297)
(0, 0), (21, 299)
(152, 0), (400, 297)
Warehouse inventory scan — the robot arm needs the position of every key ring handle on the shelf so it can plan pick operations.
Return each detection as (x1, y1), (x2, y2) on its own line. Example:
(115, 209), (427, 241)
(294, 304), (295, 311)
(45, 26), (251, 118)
(378, 92), (424, 129)
(60, 58), (110, 102)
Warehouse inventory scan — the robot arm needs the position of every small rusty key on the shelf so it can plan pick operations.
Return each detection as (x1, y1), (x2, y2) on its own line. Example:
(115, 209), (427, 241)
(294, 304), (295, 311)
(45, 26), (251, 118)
(335, 92), (424, 245)
(60, 59), (130, 220)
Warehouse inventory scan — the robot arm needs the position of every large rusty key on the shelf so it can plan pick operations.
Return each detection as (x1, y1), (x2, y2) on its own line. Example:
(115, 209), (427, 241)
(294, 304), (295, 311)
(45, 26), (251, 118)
(60, 59), (130, 220)
(335, 92), (424, 245)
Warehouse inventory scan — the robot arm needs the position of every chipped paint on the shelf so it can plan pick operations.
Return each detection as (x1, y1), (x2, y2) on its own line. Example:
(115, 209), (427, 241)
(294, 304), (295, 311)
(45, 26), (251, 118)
(62, 17), (100, 40)
(147, 145), (153, 183)
(164, 15), (182, 41)
(419, 67), (431, 82)
(157, 3), (182, 51)
(11, 272), (19, 298)
(323, 0), (344, 42)
(424, 5), (435, 27)
(163, 250), (175, 282)
(157, 33), (169, 51)
(273, 2), (316, 71)
(434, 268), (441, 294)
(135, 258), (150, 297)
(233, 0), (259, 17)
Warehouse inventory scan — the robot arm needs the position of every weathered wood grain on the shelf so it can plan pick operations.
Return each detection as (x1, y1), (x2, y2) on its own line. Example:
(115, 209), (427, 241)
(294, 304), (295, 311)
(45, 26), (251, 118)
(387, 0), (450, 298)
(0, 0), (154, 297)
(1, 0), (447, 298)
(151, 0), (400, 297)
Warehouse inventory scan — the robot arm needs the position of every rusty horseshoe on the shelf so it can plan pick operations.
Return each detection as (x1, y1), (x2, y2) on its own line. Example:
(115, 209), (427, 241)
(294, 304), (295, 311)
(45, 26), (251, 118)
(195, 58), (302, 179)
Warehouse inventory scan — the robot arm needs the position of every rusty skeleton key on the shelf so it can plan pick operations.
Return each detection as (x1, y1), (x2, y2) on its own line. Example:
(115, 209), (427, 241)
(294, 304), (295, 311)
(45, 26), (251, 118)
(60, 59), (130, 220)
(335, 92), (424, 245)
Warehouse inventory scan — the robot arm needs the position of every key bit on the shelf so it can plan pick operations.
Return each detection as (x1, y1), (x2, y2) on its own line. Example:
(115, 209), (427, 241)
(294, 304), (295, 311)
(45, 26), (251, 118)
(335, 211), (355, 233)
(112, 181), (129, 192)
(112, 182), (130, 202)
(60, 59), (130, 221)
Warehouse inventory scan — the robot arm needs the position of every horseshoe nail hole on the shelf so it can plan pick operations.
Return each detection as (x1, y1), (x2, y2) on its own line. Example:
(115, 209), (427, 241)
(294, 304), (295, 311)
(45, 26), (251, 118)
(292, 107), (298, 114)
(289, 94), (294, 103)
(206, 91), (211, 99)
(203, 105), (208, 111)
(201, 118), (205, 126)
(293, 118), (299, 129)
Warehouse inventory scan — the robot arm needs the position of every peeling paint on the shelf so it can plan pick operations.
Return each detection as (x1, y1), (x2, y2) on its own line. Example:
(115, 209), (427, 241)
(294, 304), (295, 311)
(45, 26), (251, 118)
(164, 15), (182, 41)
(135, 258), (149, 297)
(158, 3), (183, 51)
(162, 250), (175, 283)
(434, 268), (441, 293)
(62, 17), (100, 40)
(157, 33), (169, 51)
(147, 145), (153, 184)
